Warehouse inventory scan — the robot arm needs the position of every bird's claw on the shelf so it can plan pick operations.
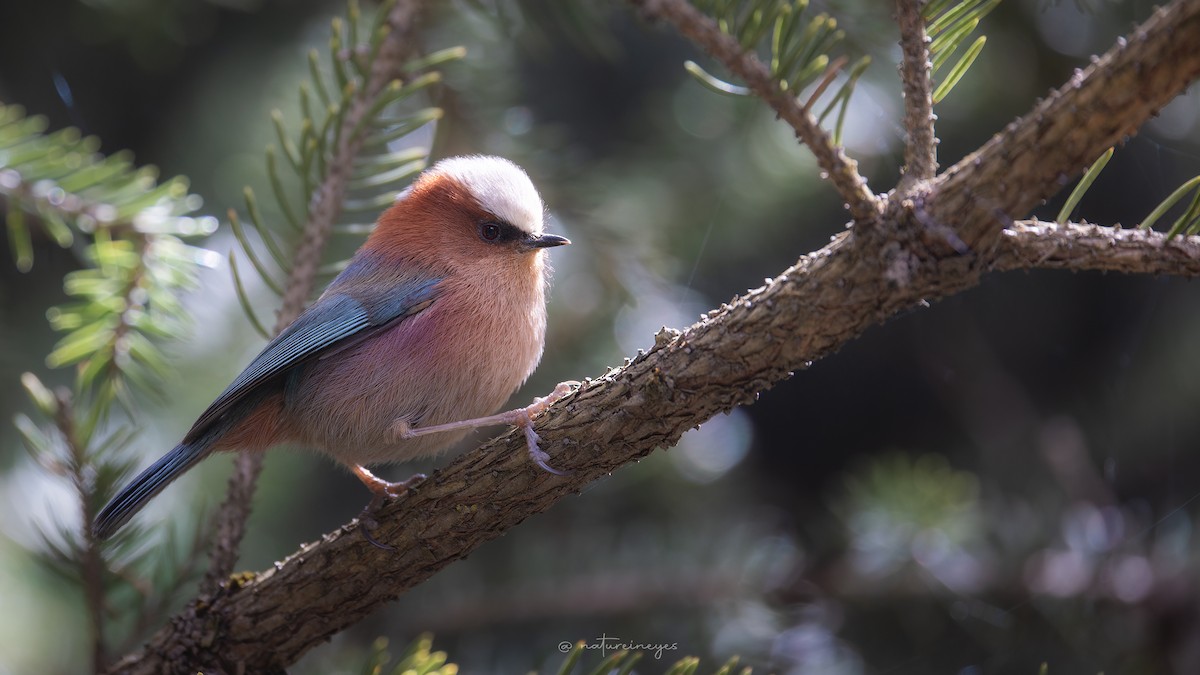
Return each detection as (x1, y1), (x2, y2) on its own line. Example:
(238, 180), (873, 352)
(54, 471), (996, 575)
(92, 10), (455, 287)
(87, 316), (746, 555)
(521, 380), (578, 475)
(351, 466), (427, 550)
(384, 472), (427, 497)
(356, 499), (393, 551)
(523, 422), (570, 476)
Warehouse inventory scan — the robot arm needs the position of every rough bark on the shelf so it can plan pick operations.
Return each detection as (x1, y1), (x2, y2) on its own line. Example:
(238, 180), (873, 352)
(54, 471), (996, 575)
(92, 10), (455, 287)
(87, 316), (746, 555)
(896, 0), (938, 186)
(994, 220), (1200, 276)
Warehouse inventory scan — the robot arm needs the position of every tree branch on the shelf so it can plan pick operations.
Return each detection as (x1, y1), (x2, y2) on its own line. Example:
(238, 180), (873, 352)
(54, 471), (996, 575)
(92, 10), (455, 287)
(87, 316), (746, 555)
(201, 0), (426, 594)
(628, 0), (883, 226)
(895, 0), (937, 185)
(923, 0), (1200, 253)
(106, 1), (1200, 672)
(58, 392), (107, 674)
(993, 220), (1200, 277)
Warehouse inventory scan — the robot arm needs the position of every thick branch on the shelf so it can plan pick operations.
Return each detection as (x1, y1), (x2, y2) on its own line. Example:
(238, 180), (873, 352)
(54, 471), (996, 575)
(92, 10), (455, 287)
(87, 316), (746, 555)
(201, 0), (426, 593)
(925, 0), (1200, 252)
(112, 224), (940, 674)
(628, 0), (882, 225)
(109, 1), (1200, 672)
(896, 0), (937, 184)
(993, 220), (1200, 276)
(121, 214), (1200, 673)
(99, 213), (1200, 672)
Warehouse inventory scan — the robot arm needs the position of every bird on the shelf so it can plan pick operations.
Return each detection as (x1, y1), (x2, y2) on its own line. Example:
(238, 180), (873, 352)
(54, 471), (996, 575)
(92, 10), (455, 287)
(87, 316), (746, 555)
(93, 155), (572, 540)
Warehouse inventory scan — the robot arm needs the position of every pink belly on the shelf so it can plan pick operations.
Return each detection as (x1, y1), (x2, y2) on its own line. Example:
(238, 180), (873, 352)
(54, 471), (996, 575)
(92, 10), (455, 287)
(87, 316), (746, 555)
(281, 300), (533, 466)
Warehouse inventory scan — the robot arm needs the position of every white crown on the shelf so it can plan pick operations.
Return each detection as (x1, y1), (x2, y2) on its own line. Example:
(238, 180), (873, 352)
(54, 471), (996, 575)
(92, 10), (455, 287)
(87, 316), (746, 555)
(431, 155), (545, 234)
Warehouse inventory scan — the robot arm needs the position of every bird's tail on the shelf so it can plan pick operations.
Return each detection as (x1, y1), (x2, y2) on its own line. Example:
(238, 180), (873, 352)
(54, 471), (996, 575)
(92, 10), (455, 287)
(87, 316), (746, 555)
(93, 434), (218, 540)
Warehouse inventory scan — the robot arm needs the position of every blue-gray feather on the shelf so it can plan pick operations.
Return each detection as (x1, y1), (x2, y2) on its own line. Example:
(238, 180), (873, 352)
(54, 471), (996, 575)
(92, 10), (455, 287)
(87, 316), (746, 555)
(92, 427), (223, 539)
(184, 273), (442, 443)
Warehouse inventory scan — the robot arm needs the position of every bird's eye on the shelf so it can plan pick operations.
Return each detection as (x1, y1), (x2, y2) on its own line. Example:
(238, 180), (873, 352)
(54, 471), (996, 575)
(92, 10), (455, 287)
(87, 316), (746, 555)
(479, 222), (502, 242)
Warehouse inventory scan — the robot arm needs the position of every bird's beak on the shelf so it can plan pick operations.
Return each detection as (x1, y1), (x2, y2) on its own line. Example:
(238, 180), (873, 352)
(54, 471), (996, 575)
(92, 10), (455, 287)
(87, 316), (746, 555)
(524, 233), (571, 249)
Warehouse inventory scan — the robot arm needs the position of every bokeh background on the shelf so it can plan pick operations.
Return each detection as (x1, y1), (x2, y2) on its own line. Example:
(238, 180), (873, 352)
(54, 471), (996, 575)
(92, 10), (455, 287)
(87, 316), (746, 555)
(4, 0), (1200, 673)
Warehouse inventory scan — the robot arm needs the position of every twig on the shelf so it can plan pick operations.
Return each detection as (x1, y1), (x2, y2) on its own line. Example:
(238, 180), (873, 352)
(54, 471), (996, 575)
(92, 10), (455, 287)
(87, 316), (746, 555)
(57, 392), (107, 673)
(629, 0), (882, 226)
(895, 0), (937, 186)
(200, 0), (427, 595)
(992, 220), (1200, 276)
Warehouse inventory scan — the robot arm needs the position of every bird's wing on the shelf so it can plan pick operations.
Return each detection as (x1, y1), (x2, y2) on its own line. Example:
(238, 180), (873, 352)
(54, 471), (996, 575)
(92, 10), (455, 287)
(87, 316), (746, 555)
(183, 273), (442, 442)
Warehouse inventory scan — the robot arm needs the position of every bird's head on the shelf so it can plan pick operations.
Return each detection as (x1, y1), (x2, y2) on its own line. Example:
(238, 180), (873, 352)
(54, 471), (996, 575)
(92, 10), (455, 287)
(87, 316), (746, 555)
(368, 155), (570, 274)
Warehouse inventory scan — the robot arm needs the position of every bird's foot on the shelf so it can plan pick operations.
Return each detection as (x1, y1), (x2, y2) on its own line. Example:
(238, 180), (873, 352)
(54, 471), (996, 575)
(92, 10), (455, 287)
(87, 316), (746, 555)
(392, 380), (580, 475)
(352, 465), (427, 550)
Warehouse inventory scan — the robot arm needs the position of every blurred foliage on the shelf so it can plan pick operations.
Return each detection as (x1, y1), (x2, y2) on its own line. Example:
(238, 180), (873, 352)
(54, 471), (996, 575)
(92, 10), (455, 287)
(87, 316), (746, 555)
(2, 0), (458, 663)
(358, 634), (459, 675)
(0, 100), (217, 411)
(0, 97), (216, 664)
(228, 0), (460, 336)
(834, 453), (983, 581)
(686, 0), (871, 144)
(3, 0), (1200, 674)
(72, 0), (271, 71)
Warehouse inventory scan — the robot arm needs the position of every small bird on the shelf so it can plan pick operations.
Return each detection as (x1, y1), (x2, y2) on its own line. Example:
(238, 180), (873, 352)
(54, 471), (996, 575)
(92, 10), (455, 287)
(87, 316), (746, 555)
(94, 155), (572, 540)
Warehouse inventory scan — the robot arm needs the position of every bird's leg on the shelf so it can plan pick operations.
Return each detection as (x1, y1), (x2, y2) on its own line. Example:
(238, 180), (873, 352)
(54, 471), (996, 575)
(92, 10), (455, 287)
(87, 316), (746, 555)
(353, 464), (427, 499)
(352, 464), (427, 550)
(393, 380), (579, 475)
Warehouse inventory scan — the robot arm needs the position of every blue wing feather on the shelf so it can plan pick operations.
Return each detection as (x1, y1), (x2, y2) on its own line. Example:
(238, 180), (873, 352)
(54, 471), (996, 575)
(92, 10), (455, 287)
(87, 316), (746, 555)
(184, 269), (442, 441)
